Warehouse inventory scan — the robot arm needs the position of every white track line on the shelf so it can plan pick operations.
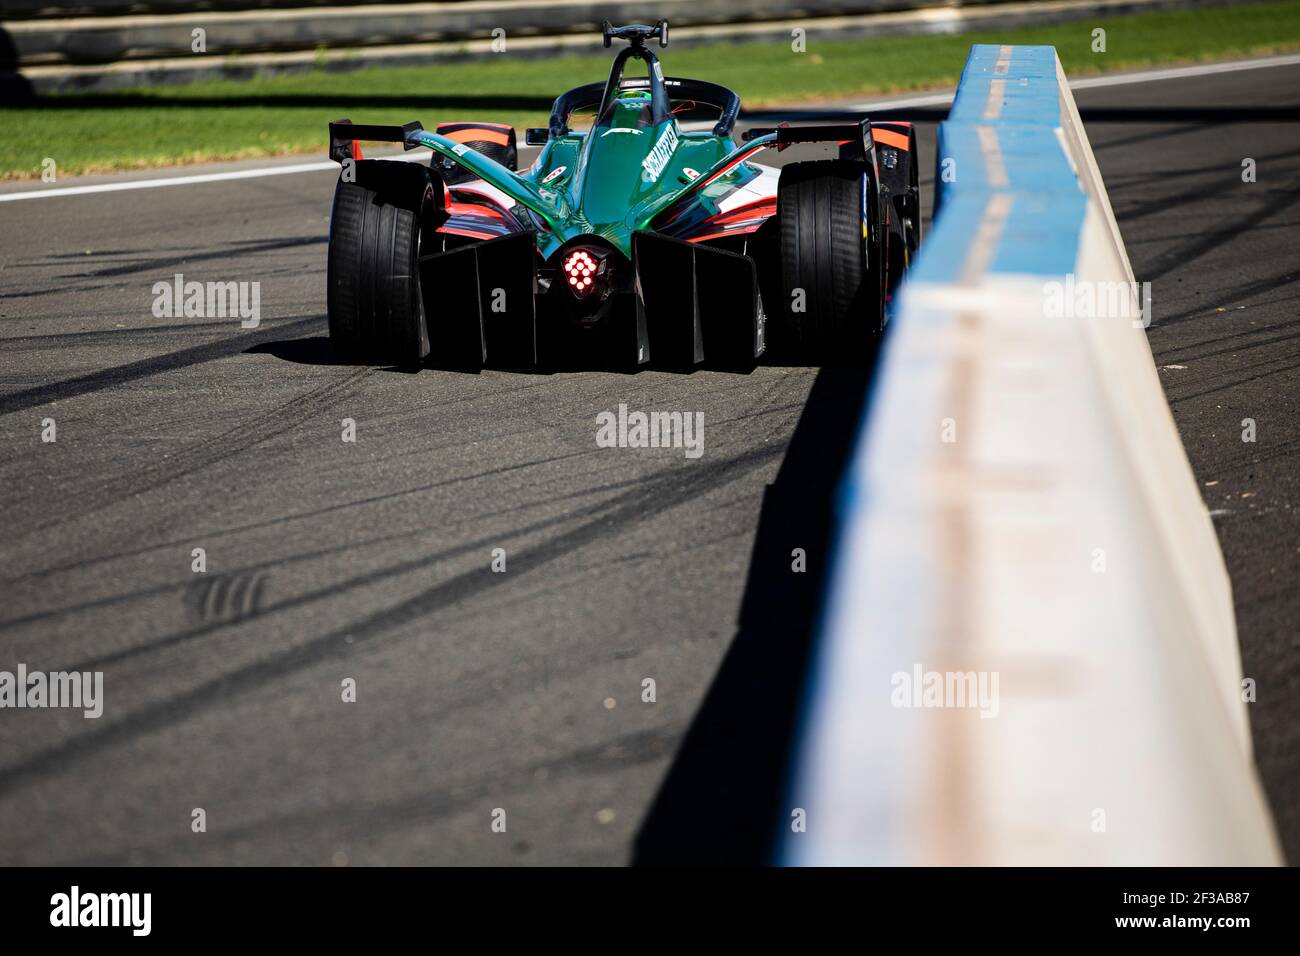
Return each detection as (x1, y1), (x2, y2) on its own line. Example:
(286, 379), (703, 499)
(847, 91), (958, 111)
(1067, 51), (1300, 89)
(3, 52), (1298, 203)
(848, 51), (1300, 109)
(0, 160), (338, 202)
(0, 150), (430, 203)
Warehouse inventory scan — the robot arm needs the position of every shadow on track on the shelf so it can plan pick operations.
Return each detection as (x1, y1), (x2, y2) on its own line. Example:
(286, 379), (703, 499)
(246, 336), (341, 366)
(0, 315), (322, 416)
(632, 359), (877, 865)
(248, 331), (755, 375)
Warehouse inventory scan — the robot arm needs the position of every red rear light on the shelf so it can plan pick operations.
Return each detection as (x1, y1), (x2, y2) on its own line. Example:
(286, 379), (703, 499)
(562, 248), (604, 298)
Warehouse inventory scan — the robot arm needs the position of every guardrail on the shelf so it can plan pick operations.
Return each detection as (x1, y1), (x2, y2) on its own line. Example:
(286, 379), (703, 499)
(3, 0), (1228, 93)
(0, 0), (1024, 24)
(780, 44), (1282, 865)
(2, 0), (1002, 63)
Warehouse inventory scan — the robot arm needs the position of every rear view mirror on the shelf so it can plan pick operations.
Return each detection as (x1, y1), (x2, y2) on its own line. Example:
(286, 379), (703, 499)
(525, 128), (549, 146)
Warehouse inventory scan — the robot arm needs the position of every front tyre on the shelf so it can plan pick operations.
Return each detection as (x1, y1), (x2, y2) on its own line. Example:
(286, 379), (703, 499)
(327, 160), (439, 367)
(777, 159), (883, 363)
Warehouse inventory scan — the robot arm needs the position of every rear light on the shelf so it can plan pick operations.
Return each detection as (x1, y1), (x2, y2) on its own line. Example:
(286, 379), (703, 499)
(561, 247), (605, 298)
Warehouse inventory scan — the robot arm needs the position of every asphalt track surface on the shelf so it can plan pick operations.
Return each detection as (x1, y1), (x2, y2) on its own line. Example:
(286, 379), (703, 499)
(1, 59), (1297, 865)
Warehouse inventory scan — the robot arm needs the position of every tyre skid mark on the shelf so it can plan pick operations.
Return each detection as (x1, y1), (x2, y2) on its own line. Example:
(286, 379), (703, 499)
(0, 443), (783, 800)
(6, 365), (371, 540)
(5, 446), (598, 587)
(0, 314), (324, 416)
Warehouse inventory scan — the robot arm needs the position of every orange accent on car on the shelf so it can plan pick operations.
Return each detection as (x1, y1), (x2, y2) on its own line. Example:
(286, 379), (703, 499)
(873, 128), (911, 150)
(439, 122), (512, 131)
(441, 128), (513, 146)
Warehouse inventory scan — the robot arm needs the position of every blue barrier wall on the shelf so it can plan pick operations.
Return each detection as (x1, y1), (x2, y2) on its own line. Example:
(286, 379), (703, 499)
(914, 45), (1087, 285)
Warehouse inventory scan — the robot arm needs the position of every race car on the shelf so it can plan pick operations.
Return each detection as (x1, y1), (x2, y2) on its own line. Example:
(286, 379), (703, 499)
(324, 19), (920, 369)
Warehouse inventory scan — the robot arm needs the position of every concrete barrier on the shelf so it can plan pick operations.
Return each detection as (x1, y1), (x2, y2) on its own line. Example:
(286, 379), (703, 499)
(780, 44), (1281, 865)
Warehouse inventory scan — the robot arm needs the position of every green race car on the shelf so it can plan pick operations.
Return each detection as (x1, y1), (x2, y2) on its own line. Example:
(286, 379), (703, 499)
(325, 19), (920, 369)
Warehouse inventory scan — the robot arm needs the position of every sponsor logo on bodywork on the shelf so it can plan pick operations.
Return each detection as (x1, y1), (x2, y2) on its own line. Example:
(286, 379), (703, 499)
(641, 125), (679, 184)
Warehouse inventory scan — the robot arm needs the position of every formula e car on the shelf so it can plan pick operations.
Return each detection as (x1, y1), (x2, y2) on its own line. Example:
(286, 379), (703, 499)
(324, 19), (920, 368)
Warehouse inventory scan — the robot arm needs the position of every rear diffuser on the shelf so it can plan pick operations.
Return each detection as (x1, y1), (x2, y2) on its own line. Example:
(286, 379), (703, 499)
(633, 231), (765, 369)
(419, 233), (538, 368)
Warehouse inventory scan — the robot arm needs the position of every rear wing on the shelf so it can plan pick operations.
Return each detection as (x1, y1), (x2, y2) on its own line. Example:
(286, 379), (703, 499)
(326, 117), (567, 234)
(741, 120), (874, 160)
(328, 119), (424, 163)
(645, 121), (876, 229)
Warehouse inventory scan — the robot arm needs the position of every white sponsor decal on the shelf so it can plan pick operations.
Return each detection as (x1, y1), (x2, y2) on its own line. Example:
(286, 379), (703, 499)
(542, 165), (567, 183)
(641, 125), (679, 184)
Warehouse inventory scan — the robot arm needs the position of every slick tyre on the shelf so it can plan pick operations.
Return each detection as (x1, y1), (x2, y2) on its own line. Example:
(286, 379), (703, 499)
(777, 159), (884, 362)
(327, 160), (438, 367)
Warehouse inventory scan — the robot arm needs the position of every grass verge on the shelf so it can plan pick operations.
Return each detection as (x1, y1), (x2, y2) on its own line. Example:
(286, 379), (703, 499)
(4, 0), (1299, 178)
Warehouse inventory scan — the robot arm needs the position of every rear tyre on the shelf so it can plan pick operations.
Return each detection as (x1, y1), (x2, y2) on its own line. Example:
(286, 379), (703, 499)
(327, 160), (439, 367)
(777, 159), (883, 363)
